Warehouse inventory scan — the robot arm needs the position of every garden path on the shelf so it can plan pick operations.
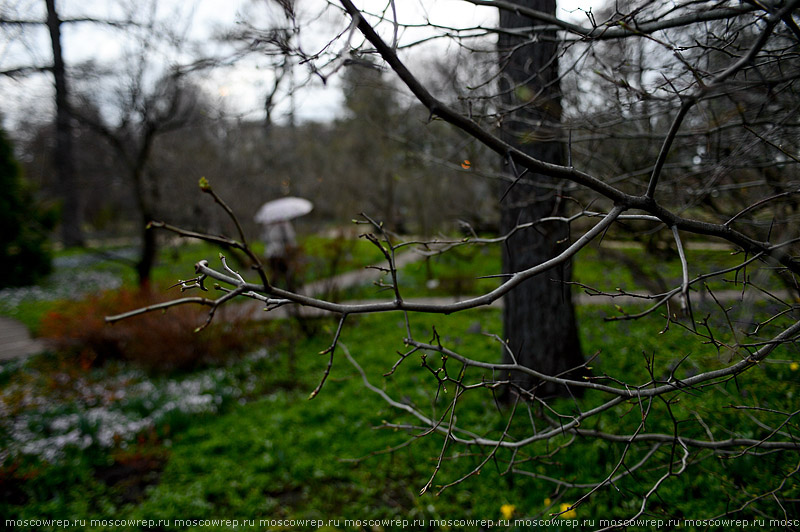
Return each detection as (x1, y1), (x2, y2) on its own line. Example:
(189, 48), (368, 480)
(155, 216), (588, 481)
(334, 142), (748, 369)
(249, 289), (789, 320)
(0, 245), (792, 357)
(0, 316), (45, 360)
(298, 248), (424, 297)
(248, 246), (790, 319)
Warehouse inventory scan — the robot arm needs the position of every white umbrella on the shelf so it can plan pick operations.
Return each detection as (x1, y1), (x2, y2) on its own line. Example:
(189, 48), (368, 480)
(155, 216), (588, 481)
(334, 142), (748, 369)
(254, 197), (313, 225)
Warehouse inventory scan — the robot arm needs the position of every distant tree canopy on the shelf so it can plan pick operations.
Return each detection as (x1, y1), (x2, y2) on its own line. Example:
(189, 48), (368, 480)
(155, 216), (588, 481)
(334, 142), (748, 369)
(0, 127), (55, 288)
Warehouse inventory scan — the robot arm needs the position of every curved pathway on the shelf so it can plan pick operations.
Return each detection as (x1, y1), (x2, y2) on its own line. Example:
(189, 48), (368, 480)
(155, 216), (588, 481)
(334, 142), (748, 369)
(1, 245), (791, 356)
(0, 316), (44, 360)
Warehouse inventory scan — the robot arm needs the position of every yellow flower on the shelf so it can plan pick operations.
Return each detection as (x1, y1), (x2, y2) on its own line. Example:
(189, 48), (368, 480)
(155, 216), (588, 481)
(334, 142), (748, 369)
(500, 504), (515, 520)
(790, 362), (799, 371)
(559, 503), (577, 519)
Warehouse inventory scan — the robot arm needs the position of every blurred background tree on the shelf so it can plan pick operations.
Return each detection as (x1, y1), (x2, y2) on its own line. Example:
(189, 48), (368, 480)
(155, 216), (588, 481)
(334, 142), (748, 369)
(0, 126), (55, 288)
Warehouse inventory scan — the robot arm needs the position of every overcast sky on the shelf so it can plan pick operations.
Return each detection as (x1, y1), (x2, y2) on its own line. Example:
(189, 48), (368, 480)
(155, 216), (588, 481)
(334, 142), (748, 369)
(0, 0), (602, 129)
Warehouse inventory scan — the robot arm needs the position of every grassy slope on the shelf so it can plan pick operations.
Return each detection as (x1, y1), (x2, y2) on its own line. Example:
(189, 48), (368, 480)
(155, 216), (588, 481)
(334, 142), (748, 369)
(128, 310), (798, 528)
(3, 239), (799, 530)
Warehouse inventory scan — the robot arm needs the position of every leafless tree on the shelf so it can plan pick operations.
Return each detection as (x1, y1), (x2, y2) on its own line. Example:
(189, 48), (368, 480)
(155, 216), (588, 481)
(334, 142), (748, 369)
(0, 0), (130, 246)
(43, 0), (82, 246)
(108, 0), (800, 524)
(73, 66), (210, 286)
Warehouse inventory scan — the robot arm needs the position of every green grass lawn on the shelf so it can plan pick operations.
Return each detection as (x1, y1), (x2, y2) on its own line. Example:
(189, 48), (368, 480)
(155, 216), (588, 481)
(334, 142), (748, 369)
(2, 236), (798, 530)
(342, 238), (782, 302)
(3, 301), (798, 529)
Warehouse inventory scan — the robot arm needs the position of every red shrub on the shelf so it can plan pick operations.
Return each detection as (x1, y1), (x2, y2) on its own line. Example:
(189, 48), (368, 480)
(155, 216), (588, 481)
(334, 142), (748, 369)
(40, 288), (259, 372)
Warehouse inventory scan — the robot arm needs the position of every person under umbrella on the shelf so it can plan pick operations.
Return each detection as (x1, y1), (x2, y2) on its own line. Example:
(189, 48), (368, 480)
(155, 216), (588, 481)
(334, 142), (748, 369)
(254, 197), (313, 290)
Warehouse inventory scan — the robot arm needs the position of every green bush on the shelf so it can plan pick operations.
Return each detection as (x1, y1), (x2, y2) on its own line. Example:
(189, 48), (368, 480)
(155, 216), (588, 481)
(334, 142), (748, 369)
(0, 128), (55, 288)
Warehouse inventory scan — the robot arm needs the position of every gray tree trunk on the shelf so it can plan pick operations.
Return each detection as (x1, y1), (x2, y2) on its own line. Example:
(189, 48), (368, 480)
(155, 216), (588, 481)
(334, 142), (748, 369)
(45, 0), (83, 247)
(498, 0), (584, 398)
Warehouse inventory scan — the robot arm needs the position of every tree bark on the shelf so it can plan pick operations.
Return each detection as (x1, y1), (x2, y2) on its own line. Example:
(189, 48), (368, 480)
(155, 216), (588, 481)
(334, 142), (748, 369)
(131, 142), (157, 288)
(498, 0), (584, 398)
(45, 0), (83, 247)
(136, 223), (156, 289)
